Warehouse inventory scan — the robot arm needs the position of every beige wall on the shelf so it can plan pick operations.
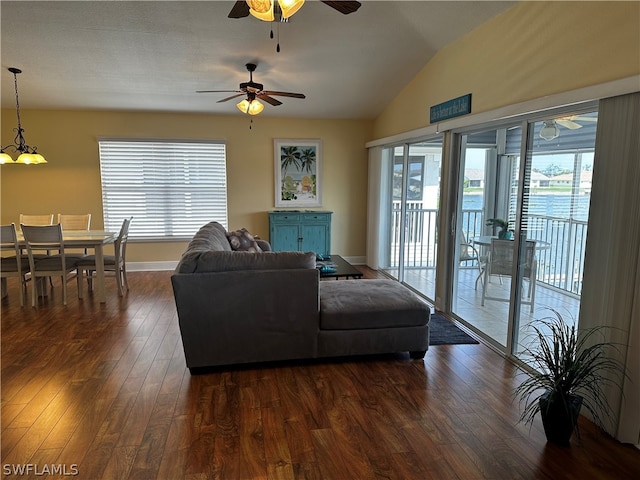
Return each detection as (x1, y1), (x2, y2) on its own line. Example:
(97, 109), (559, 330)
(3, 1), (638, 264)
(1, 109), (372, 262)
(374, 1), (640, 138)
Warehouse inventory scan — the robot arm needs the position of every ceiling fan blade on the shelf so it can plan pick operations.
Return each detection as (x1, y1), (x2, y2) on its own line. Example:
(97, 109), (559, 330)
(262, 90), (306, 99)
(571, 115), (598, 122)
(216, 93), (246, 103)
(257, 94), (283, 106)
(556, 119), (582, 130)
(228, 1), (250, 18)
(321, 1), (361, 14)
(196, 89), (241, 94)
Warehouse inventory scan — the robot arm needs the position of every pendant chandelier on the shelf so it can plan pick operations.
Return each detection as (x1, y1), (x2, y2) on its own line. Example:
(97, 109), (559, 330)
(0, 67), (46, 165)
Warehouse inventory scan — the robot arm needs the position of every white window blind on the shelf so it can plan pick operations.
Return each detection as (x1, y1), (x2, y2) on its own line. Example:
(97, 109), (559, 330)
(98, 139), (227, 239)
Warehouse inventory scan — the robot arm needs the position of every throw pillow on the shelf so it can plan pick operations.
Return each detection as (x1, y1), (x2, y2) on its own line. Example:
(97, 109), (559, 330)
(226, 228), (262, 252)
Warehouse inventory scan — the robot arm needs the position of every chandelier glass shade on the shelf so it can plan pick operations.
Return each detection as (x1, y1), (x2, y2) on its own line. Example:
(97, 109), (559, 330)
(0, 67), (46, 165)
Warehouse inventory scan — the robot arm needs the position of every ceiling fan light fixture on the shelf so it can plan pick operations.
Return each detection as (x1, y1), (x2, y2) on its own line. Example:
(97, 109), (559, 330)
(247, 0), (271, 12)
(247, 0), (304, 21)
(237, 98), (264, 115)
(540, 120), (560, 141)
(248, 0), (274, 21)
(279, 0), (305, 18)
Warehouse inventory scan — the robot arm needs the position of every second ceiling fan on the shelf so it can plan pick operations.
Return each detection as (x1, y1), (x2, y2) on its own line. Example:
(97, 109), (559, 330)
(228, 1), (361, 20)
(196, 63), (305, 115)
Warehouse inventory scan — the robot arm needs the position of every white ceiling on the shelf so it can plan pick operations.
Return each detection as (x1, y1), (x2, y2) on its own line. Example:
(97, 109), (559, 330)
(1, 1), (513, 119)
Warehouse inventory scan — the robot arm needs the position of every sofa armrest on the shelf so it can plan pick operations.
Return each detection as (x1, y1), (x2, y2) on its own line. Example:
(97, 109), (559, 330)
(171, 268), (320, 368)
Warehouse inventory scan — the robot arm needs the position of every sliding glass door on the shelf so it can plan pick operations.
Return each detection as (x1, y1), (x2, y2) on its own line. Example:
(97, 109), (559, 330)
(451, 126), (522, 347)
(380, 138), (443, 302)
(513, 112), (598, 359)
(449, 110), (598, 353)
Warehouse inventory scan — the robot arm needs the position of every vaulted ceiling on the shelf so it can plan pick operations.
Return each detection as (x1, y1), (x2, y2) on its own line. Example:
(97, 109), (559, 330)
(1, 1), (513, 119)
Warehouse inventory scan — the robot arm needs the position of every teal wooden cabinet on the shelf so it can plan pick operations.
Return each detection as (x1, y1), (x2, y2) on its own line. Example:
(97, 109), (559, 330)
(269, 211), (332, 255)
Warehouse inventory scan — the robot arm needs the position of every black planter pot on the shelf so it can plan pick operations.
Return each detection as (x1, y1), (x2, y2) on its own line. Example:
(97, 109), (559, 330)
(539, 390), (583, 445)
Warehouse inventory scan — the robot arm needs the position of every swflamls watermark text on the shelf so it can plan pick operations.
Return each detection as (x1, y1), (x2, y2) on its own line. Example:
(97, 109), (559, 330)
(3, 464), (79, 476)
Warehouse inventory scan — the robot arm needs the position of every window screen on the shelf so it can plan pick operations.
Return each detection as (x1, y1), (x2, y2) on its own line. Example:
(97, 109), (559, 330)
(98, 139), (227, 239)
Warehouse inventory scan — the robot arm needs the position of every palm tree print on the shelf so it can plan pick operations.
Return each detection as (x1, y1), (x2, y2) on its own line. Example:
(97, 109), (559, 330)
(280, 146), (301, 179)
(278, 143), (318, 203)
(299, 148), (316, 173)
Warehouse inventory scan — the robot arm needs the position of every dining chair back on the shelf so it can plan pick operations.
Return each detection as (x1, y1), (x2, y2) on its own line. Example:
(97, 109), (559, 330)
(58, 213), (92, 254)
(57, 213), (91, 230)
(20, 224), (84, 307)
(1, 223), (30, 306)
(481, 238), (537, 312)
(76, 217), (132, 297)
(19, 214), (54, 227)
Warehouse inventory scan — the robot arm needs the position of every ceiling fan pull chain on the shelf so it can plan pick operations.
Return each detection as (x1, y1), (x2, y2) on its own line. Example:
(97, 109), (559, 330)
(276, 21), (281, 52)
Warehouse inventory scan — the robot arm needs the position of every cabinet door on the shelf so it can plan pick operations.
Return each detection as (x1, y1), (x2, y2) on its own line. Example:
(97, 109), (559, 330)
(301, 224), (328, 255)
(270, 223), (300, 251)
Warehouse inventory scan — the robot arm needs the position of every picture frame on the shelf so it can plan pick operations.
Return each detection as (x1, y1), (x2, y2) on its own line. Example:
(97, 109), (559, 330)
(274, 138), (322, 208)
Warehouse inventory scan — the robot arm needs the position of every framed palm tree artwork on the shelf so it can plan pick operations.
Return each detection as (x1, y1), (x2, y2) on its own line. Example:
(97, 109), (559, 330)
(274, 139), (322, 207)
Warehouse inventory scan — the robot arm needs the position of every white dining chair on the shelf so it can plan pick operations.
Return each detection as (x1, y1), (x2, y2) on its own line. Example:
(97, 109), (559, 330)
(21, 224), (85, 307)
(19, 214), (54, 226)
(77, 217), (132, 298)
(57, 213), (91, 230)
(1, 223), (30, 306)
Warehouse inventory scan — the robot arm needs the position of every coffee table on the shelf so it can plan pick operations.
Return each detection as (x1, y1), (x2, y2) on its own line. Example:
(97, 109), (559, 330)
(317, 255), (363, 280)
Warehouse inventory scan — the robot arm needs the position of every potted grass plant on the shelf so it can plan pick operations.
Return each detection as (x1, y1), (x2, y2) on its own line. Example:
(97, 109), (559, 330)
(514, 308), (625, 445)
(486, 218), (513, 239)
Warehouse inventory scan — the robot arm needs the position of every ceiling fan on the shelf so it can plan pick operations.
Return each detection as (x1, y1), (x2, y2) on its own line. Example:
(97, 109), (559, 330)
(196, 63), (305, 115)
(228, 1), (362, 20)
(229, 1), (361, 51)
(555, 115), (598, 130)
(540, 115), (598, 140)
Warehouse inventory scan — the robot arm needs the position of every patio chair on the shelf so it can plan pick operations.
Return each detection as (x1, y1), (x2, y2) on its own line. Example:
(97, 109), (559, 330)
(77, 217), (132, 297)
(21, 224), (85, 307)
(481, 238), (537, 313)
(460, 231), (486, 290)
(1, 223), (30, 306)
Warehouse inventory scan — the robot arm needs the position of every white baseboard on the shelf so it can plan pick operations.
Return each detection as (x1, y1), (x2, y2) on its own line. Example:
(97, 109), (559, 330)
(128, 261), (178, 272)
(343, 255), (367, 265)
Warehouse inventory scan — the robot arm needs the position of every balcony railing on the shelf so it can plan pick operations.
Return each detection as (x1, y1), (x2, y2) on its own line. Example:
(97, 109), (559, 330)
(391, 205), (587, 296)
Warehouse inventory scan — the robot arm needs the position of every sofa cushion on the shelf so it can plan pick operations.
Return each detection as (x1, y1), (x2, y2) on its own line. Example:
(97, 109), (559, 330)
(319, 279), (430, 330)
(192, 251), (317, 273)
(227, 228), (262, 252)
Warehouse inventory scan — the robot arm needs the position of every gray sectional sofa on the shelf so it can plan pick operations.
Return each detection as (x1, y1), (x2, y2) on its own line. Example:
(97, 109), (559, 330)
(171, 221), (430, 372)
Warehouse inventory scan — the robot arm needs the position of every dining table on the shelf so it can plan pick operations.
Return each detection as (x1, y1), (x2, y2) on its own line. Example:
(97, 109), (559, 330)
(15, 230), (117, 304)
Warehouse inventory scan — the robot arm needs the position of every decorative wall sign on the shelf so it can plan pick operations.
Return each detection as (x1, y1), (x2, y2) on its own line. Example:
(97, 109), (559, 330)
(274, 139), (322, 207)
(430, 93), (472, 123)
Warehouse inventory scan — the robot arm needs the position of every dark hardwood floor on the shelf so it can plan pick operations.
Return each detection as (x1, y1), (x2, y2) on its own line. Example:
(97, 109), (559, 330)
(1, 269), (639, 479)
